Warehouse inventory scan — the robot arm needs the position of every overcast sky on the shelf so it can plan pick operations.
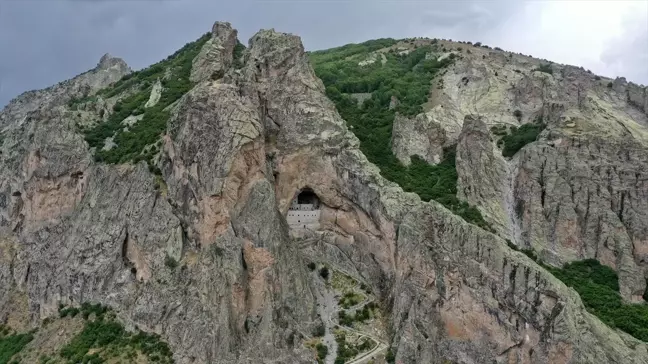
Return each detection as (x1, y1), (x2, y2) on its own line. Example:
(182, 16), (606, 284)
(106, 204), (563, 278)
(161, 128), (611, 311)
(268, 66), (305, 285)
(1, 0), (647, 108)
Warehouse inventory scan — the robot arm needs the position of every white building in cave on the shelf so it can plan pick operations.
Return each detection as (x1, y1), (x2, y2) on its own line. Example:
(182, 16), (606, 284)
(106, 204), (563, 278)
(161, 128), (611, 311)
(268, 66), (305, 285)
(287, 188), (321, 230)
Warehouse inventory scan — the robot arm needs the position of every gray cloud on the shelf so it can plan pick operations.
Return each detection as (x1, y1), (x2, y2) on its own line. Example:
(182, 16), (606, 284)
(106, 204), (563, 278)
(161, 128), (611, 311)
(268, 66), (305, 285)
(601, 11), (648, 86)
(0, 0), (644, 108)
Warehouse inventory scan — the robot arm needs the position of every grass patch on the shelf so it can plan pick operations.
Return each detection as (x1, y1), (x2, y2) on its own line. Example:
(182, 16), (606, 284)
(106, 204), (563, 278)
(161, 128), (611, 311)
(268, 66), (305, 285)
(334, 330), (359, 364)
(67, 95), (99, 110)
(311, 40), (490, 230)
(338, 292), (364, 309)
(331, 270), (358, 292)
(333, 331), (375, 364)
(337, 302), (378, 327)
(83, 32), (211, 166)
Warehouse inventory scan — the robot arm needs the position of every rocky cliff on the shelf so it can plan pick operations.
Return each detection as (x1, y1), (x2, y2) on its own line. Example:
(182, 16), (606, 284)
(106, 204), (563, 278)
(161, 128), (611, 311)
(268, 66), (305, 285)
(1, 21), (647, 364)
(426, 40), (648, 301)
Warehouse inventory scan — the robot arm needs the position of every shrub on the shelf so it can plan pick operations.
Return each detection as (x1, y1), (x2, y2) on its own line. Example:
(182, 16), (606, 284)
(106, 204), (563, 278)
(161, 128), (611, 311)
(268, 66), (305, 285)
(164, 255), (178, 269)
(500, 122), (545, 157)
(319, 267), (329, 280)
(534, 63), (553, 74)
(386, 348), (396, 363)
(338, 311), (353, 326)
(315, 343), (328, 360)
(334, 331), (359, 363)
(506, 249), (648, 344)
(312, 323), (326, 337)
(307, 262), (317, 271)
(232, 40), (246, 69)
(512, 109), (523, 121)
(607, 82), (614, 88)
(490, 124), (508, 136)
(338, 292), (363, 309)
(594, 75), (601, 80)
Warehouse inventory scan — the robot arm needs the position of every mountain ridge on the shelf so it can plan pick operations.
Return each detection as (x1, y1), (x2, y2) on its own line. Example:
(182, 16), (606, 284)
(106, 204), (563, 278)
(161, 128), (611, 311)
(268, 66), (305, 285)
(0, 20), (647, 364)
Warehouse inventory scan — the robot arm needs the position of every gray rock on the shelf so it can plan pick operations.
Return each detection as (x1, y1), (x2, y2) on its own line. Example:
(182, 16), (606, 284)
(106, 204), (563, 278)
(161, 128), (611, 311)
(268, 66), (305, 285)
(456, 115), (510, 238)
(190, 21), (238, 83)
(391, 113), (446, 165)
(0, 21), (647, 364)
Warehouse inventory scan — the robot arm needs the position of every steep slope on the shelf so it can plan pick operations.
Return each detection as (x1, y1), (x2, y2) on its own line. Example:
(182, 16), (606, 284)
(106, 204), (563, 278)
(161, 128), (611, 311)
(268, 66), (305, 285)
(439, 40), (648, 302)
(309, 36), (648, 303)
(0, 21), (647, 364)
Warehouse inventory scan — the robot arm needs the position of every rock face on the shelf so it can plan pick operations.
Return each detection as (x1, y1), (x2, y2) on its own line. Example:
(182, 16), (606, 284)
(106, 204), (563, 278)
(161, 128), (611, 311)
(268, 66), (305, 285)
(512, 130), (648, 301)
(0, 54), (129, 128)
(392, 112), (447, 165)
(1, 21), (648, 364)
(190, 21), (238, 82)
(378, 38), (648, 300)
(456, 115), (511, 238)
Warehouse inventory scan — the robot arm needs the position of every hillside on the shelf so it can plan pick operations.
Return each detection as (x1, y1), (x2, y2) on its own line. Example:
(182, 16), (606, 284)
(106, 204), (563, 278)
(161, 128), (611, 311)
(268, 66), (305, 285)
(1, 21), (648, 364)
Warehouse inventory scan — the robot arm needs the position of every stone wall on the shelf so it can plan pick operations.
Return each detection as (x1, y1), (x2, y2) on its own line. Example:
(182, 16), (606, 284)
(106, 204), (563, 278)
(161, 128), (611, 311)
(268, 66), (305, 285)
(287, 209), (321, 230)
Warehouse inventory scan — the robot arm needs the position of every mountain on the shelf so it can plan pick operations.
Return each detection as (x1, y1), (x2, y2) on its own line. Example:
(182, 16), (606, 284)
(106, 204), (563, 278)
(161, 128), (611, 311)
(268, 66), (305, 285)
(0, 21), (647, 364)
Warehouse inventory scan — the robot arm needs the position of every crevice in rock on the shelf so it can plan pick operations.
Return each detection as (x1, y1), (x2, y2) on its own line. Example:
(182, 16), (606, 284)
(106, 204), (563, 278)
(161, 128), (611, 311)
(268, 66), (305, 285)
(241, 248), (248, 270)
(540, 301), (564, 341)
(498, 338), (524, 356)
(618, 191), (625, 223)
(24, 263), (30, 284)
(121, 229), (129, 261)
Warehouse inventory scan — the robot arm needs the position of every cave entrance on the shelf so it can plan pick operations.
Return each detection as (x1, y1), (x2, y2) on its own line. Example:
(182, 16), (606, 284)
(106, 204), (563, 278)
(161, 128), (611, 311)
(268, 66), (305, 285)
(291, 188), (320, 210)
(287, 188), (321, 230)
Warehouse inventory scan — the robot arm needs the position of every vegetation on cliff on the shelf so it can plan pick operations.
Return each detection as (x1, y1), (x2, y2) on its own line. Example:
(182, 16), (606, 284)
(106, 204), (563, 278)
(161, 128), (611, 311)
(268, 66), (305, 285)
(58, 303), (173, 364)
(497, 120), (546, 157)
(0, 303), (173, 364)
(310, 40), (489, 230)
(0, 325), (33, 364)
(547, 260), (648, 342)
(80, 33), (211, 166)
(509, 241), (648, 342)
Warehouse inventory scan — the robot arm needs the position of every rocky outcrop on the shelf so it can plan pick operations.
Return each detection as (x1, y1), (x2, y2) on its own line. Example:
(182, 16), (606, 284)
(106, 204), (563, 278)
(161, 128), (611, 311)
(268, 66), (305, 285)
(456, 115), (510, 238)
(190, 21), (238, 82)
(1, 21), (647, 364)
(512, 129), (648, 301)
(145, 79), (163, 108)
(627, 81), (648, 114)
(391, 112), (447, 165)
(417, 40), (648, 142)
(0, 54), (129, 128)
(384, 38), (648, 301)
